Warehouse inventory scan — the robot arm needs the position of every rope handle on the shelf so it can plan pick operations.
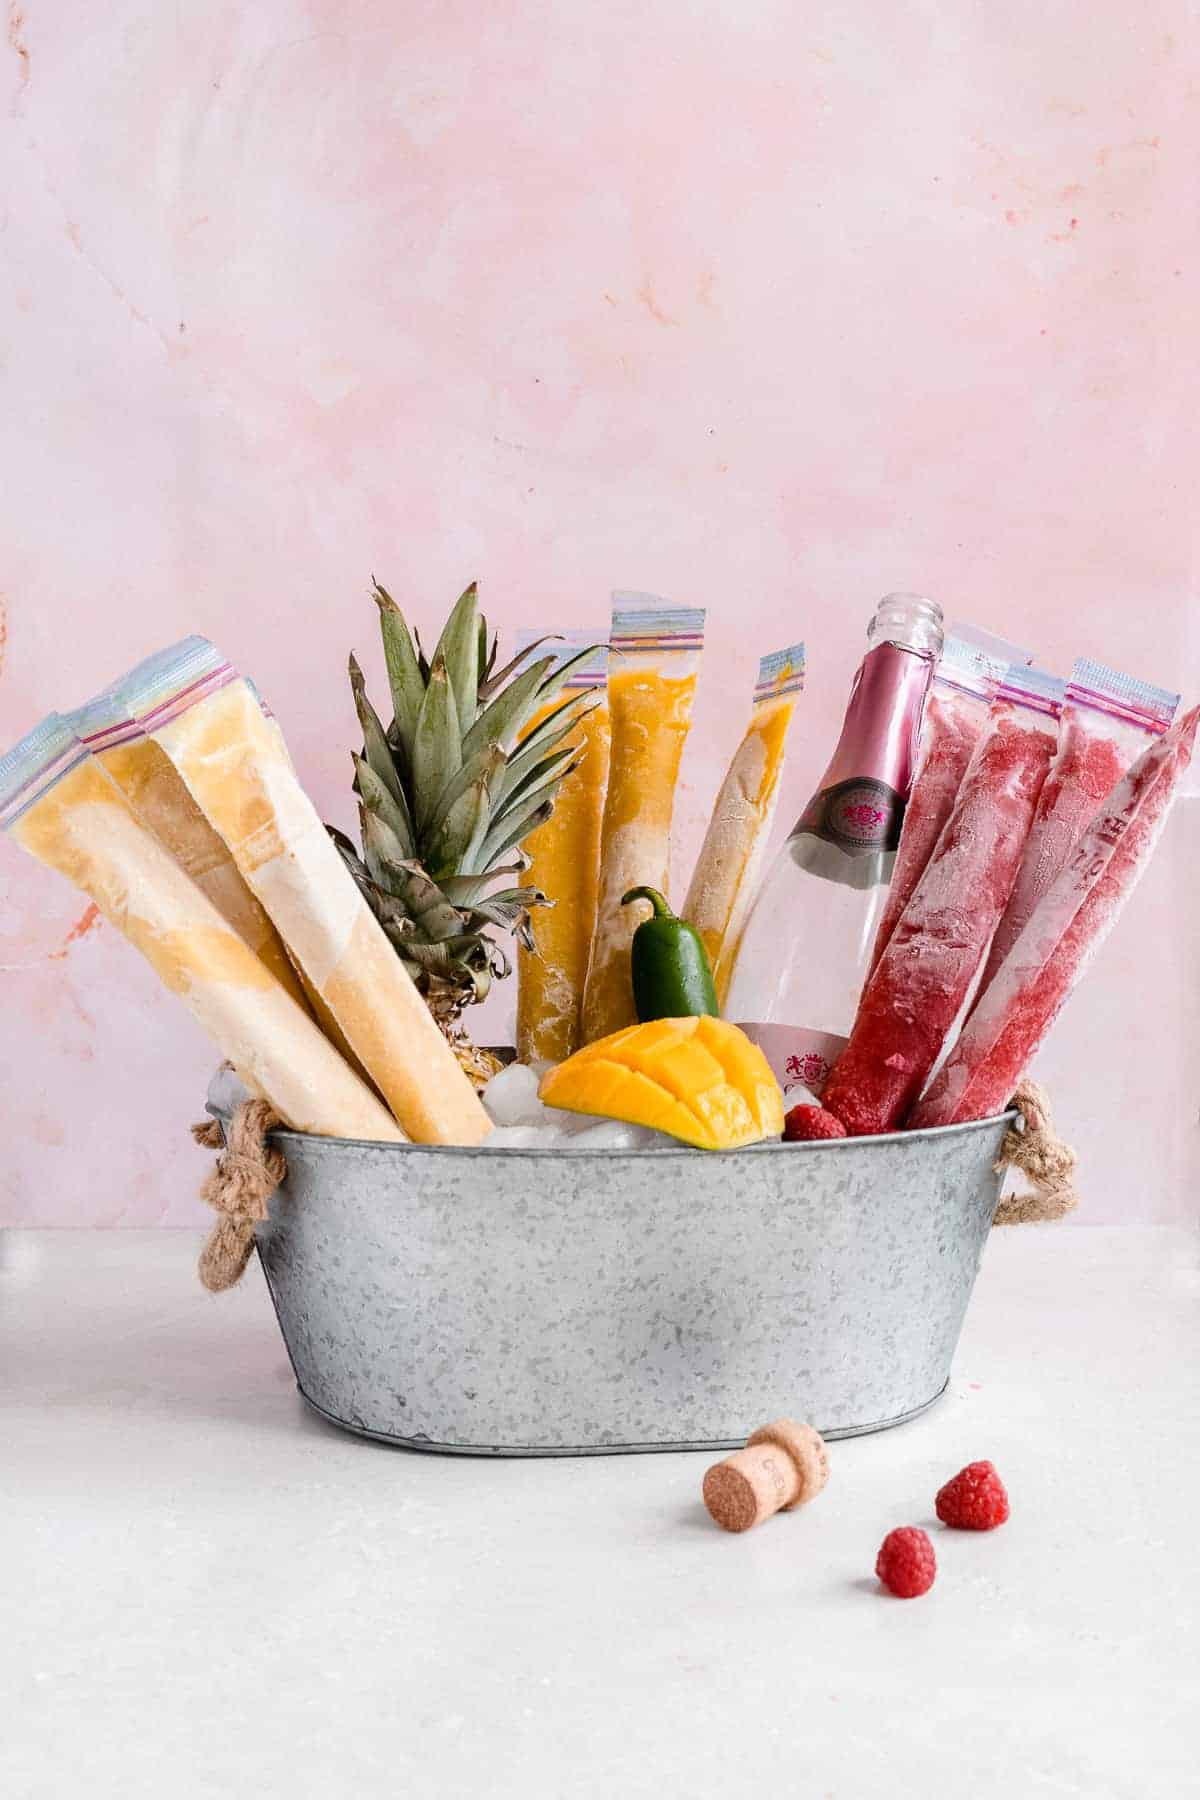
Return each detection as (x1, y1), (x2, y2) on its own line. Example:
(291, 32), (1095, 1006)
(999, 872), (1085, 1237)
(190, 1098), (285, 1292)
(992, 1078), (1080, 1224)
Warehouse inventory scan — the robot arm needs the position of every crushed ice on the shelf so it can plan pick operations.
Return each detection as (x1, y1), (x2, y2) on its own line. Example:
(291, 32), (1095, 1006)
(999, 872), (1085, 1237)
(480, 1061), (676, 1150)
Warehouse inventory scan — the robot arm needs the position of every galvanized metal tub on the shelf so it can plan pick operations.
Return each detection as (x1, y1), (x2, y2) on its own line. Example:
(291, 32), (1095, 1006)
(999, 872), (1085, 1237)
(220, 1090), (1015, 1456)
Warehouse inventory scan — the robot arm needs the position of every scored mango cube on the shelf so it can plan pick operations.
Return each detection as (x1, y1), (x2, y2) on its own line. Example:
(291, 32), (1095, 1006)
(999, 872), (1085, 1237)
(538, 1015), (784, 1150)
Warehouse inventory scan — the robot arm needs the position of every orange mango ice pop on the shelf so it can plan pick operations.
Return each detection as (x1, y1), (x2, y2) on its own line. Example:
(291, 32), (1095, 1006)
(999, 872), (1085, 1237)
(9, 743), (404, 1143)
(517, 686), (611, 1065)
(149, 668), (490, 1145)
(581, 600), (705, 1043)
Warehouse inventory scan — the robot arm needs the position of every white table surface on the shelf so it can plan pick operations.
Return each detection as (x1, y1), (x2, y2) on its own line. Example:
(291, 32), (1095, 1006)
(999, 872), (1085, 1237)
(3, 1225), (1197, 1799)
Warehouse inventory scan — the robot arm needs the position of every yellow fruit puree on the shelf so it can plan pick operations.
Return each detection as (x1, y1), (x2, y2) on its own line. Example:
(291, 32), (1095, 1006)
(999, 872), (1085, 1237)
(516, 697), (611, 1065)
(581, 667), (698, 1043)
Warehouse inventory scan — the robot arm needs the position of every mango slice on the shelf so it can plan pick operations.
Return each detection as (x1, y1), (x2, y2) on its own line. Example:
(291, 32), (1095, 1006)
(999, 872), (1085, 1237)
(539, 1015), (784, 1150)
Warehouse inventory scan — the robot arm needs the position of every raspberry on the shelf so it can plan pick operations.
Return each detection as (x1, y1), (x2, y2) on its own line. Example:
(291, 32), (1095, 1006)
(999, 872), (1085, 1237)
(783, 1104), (847, 1142)
(935, 1460), (1010, 1531)
(875, 1526), (936, 1598)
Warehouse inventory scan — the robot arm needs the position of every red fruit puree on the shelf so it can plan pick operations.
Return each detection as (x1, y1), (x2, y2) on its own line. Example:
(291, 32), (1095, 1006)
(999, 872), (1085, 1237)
(867, 690), (983, 981)
(979, 708), (1126, 990)
(823, 707), (1056, 1136)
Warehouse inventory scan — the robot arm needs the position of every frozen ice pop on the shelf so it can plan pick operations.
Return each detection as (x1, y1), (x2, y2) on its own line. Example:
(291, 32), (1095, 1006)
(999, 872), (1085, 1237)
(0, 717), (405, 1143)
(68, 677), (312, 1017)
(867, 635), (1020, 980)
(581, 597), (705, 1043)
(516, 635), (611, 1065)
(684, 644), (805, 1006)
(134, 640), (491, 1146)
(911, 706), (1198, 1127)
(822, 673), (1059, 1135)
(978, 659), (1179, 990)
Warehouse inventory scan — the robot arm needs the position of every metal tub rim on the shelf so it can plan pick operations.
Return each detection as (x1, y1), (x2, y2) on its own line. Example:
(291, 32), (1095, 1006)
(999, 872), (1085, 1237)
(234, 1107), (1019, 1158)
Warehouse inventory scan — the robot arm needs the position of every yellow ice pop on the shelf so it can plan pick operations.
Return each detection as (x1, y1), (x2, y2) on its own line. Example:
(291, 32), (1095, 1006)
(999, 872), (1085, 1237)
(581, 598), (705, 1044)
(516, 642), (611, 1065)
(683, 644), (805, 1005)
(2, 723), (404, 1144)
(137, 645), (491, 1146)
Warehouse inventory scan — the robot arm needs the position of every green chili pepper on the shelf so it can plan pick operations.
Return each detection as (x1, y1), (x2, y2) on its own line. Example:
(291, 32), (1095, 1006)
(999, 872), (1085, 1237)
(621, 887), (720, 1022)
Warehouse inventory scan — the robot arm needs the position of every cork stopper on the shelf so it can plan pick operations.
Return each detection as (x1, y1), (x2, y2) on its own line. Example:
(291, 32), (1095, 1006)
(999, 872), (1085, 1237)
(702, 1419), (829, 1533)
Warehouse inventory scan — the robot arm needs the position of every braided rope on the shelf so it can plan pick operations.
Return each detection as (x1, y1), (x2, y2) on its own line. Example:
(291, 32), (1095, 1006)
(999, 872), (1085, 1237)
(190, 1098), (286, 1291)
(992, 1078), (1080, 1225)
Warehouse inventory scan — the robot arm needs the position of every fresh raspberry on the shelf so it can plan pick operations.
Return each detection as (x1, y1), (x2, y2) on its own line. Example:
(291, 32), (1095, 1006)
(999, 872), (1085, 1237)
(783, 1104), (848, 1142)
(935, 1460), (1010, 1531)
(875, 1526), (937, 1598)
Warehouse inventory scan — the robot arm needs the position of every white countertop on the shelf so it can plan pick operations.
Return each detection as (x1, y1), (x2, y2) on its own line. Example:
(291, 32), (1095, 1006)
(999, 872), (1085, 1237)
(3, 1225), (1198, 1799)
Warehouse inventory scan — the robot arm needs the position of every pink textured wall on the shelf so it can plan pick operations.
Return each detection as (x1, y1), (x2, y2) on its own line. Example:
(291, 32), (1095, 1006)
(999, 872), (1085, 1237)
(2, 1), (1196, 1224)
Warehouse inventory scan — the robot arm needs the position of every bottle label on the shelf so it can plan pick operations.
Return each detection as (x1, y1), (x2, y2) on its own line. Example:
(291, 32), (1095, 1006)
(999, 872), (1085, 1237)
(797, 776), (906, 857)
(736, 1024), (848, 1096)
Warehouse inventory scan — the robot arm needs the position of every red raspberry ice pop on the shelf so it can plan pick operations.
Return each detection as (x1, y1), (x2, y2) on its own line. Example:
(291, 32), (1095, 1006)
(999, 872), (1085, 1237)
(979, 705), (1127, 992)
(823, 705), (1056, 1136)
(867, 689), (986, 981)
(912, 706), (1198, 1128)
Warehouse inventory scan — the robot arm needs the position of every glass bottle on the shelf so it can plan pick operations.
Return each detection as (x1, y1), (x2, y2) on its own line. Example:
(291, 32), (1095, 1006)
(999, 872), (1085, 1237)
(725, 593), (944, 1091)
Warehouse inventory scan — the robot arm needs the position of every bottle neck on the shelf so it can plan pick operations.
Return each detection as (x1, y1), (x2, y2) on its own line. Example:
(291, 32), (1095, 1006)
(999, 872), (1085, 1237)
(789, 640), (935, 860)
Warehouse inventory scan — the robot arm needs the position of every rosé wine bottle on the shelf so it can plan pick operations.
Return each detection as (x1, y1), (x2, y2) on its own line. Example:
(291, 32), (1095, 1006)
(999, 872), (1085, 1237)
(725, 593), (943, 1093)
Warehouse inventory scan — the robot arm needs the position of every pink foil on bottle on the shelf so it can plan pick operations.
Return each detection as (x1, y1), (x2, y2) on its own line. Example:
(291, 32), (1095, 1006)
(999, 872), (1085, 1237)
(821, 705), (1057, 1136)
(912, 706), (1198, 1128)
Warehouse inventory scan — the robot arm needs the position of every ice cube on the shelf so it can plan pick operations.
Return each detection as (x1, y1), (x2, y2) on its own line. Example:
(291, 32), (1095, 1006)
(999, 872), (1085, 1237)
(565, 1120), (677, 1150)
(480, 1123), (560, 1149)
(482, 1062), (548, 1128)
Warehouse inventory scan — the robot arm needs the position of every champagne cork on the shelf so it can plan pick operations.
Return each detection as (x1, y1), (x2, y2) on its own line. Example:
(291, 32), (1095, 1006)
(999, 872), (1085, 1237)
(702, 1419), (829, 1533)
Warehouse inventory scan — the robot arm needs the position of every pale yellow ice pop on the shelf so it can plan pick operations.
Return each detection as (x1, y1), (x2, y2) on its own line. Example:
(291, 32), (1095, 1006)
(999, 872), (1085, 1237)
(143, 656), (490, 1145)
(683, 644), (805, 1006)
(2, 726), (404, 1143)
(516, 641), (611, 1065)
(97, 734), (312, 1012)
(581, 598), (705, 1044)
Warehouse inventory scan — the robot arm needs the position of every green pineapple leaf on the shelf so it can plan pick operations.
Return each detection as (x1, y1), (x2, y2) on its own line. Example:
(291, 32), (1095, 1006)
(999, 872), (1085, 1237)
(352, 753), (416, 859)
(424, 758), (498, 882)
(410, 650), (462, 834)
(460, 655), (558, 763)
(371, 582), (425, 761)
(349, 655), (408, 807)
(476, 633), (559, 705)
(431, 582), (480, 737)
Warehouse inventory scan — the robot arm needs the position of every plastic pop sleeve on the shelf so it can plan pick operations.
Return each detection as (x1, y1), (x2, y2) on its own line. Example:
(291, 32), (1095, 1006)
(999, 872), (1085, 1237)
(514, 631), (611, 1066)
(683, 642), (805, 1005)
(911, 705), (1198, 1127)
(129, 638), (492, 1145)
(0, 714), (405, 1143)
(581, 596), (706, 1043)
(821, 669), (1060, 1135)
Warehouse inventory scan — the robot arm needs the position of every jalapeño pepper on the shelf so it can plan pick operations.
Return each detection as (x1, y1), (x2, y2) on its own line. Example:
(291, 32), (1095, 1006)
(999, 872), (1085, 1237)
(621, 887), (720, 1022)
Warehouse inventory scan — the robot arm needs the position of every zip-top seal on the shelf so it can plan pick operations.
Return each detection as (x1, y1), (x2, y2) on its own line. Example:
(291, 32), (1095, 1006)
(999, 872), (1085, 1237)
(1067, 657), (1179, 737)
(934, 631), (1032, 703)
(994, 664), (1066, 721)
(609, 595), (706, 656)
(754, 643), (806, 703)
(0, 715), (88, 830)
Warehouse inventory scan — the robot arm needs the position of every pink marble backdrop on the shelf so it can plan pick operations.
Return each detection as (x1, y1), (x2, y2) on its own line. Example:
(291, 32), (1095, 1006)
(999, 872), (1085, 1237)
(1, 1), (1197, 1224)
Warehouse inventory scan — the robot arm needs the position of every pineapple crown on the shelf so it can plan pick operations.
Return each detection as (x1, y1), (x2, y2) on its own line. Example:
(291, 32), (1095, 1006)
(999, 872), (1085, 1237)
(330, 580), (604, 1015)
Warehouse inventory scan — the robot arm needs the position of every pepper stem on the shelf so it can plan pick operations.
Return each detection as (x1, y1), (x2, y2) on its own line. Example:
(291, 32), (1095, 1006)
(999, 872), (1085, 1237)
(621, 885), (675, 919)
